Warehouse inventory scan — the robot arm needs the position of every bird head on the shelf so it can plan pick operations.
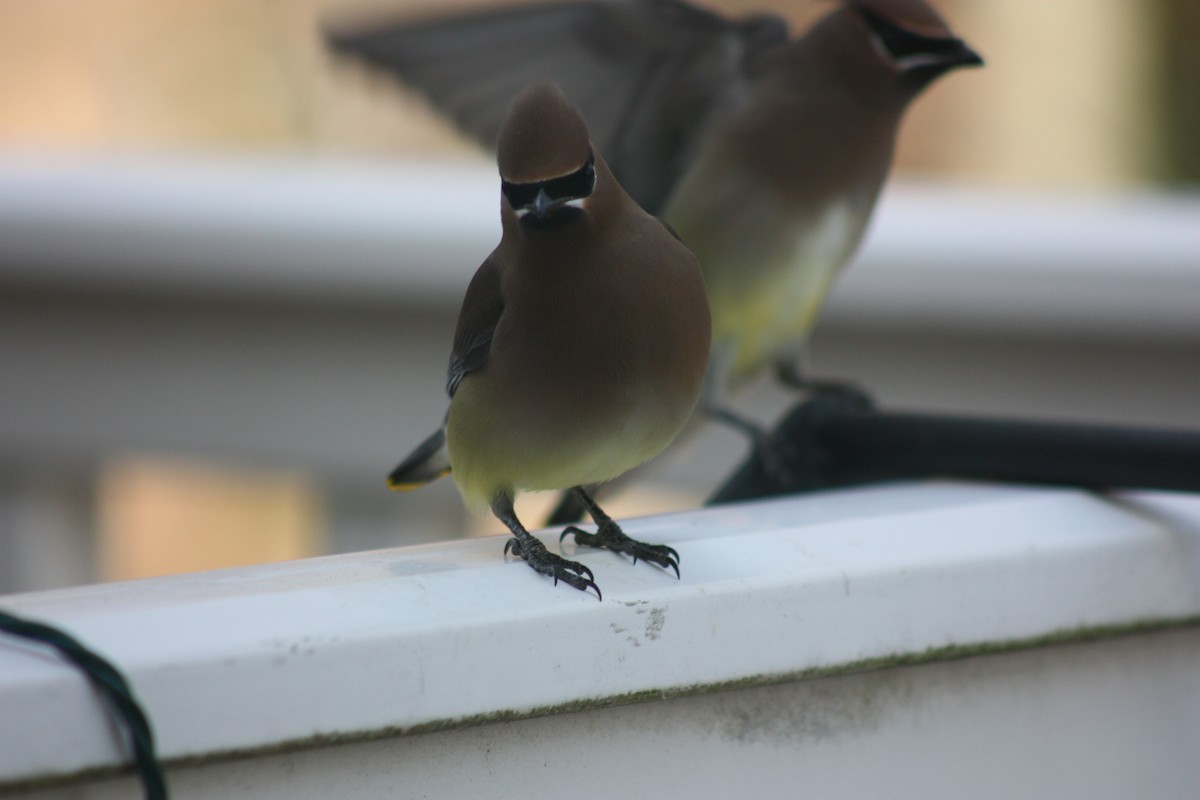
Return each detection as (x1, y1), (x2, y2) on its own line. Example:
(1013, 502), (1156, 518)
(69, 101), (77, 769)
(497, 83), (597, 225)
(849, 0), (983, 85)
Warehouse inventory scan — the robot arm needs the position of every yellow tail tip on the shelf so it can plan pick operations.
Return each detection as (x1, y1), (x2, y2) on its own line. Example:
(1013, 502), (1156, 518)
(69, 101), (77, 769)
(387, 468), (450, 492)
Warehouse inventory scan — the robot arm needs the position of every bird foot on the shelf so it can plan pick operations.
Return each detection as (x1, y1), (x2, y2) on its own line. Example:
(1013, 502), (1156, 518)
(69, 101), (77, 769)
(504, 536), (601, 600)
(561, 522), (680, 579)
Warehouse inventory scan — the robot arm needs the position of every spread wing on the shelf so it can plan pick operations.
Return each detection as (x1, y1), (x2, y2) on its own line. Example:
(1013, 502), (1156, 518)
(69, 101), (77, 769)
(325, 0), (789, 215)
(447, 254), (505, 397)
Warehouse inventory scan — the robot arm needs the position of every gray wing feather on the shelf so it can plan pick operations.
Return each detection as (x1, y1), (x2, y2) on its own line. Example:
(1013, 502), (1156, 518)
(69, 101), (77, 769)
(447, 255), (504, 398)
(325, 0), (788, 215)
(389, 427), (451, 487)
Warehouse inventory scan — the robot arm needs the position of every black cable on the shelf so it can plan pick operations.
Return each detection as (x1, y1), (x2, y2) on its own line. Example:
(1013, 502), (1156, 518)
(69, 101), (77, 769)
(710, 387), (1200, 505)
(0, 609), (168, 799)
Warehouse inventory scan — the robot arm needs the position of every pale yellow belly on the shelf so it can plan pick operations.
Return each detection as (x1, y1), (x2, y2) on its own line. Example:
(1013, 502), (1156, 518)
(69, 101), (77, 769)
(709, 254), (836, 385)
(445, 378), (693, 510)
(671, 201), (860, 389)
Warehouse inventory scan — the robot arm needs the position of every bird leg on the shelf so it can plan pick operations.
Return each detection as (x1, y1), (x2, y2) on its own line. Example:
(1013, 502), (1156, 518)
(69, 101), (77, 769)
(542, 486), (590, 527)
(704, 402), (802, 489)
(699, 357), (792, 480)
(559, 487), (680, 579)
(493, 493), (601, 600)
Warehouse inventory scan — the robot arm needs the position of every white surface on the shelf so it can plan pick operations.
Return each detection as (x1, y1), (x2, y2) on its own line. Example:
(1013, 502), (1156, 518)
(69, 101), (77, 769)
(1, 155), (1197, 337)
(18, 628), (1200, 800)
(1, 482), (1199, 788)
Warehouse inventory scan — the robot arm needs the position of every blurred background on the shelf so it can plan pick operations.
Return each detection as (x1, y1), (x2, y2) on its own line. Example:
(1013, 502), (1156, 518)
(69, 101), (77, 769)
(0, 0), (1197, 593)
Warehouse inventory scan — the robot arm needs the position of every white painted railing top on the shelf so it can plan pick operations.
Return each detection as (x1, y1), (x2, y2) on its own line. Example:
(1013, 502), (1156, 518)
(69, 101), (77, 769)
(1, 155), (1198, 339)
(1, 482), (1198, 788)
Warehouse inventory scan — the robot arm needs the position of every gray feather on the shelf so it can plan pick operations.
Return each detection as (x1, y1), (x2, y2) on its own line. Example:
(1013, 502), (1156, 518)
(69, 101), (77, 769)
(324, 0), (788, 215)
(388, 428), (451, 489)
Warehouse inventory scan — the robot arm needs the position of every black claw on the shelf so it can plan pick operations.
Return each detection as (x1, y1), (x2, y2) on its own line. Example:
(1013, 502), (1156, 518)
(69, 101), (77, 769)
(562, 521), (681, 579)
(504, 535), (601, 599)
(561, 526), (588, 544)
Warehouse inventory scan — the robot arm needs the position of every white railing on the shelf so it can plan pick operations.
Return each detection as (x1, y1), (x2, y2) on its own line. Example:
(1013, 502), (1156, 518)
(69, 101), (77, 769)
(2, 483), (1199, 798)
(1, 155), (1198, 339)
(1, 157), (1198, 796)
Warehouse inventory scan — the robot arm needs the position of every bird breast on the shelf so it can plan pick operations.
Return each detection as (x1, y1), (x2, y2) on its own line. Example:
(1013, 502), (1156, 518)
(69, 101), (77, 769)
(446, 220), (709, 505)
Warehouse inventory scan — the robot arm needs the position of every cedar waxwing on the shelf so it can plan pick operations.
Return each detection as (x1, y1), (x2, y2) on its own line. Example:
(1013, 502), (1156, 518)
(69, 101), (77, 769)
(388, 83), (711, 597)
(325, 0), (983, 426)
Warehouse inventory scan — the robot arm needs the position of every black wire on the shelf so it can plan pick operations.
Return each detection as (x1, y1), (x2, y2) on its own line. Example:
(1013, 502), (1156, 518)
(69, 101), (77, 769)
(0, 609), (168, 799)
(709, 386), (1200, 505)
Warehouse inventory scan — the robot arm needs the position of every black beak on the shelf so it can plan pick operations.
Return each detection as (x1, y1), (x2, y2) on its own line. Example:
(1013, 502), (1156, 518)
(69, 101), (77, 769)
(930, 38), (984, 71)
(531, 187), (554, 218)
(857, 8), (984, 74)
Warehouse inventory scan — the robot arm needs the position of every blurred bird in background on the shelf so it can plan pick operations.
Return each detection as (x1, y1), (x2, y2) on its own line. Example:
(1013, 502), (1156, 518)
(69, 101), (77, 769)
(326, 0), (982, 430)
(386, 83), (711, 597)
(327, 0), (981, 523)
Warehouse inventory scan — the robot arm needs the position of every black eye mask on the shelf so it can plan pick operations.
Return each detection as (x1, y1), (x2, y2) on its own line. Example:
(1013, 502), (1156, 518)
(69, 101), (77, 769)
(856, 7), (972, 66)
(502, 154), (596, 210)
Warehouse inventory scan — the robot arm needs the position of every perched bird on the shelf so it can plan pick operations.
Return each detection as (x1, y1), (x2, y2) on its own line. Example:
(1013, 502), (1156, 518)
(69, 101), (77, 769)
(387, 83), (711, 598)
(326, 0), (982, 425)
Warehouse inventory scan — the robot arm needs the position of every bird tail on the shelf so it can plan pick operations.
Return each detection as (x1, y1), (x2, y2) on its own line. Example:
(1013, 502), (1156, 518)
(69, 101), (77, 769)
(388, 428), (452, 491)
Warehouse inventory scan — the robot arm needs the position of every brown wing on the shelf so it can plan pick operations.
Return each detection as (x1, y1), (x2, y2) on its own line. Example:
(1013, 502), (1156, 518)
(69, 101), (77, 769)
(325, 0), (788, 215)
(447, 254), (505, 398)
